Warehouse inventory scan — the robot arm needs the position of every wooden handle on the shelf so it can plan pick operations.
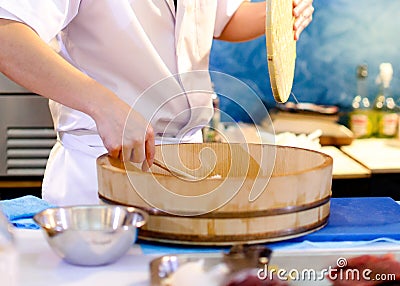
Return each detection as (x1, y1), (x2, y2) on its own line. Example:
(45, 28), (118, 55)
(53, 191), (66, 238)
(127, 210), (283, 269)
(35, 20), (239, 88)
(153, 158), (197, 180)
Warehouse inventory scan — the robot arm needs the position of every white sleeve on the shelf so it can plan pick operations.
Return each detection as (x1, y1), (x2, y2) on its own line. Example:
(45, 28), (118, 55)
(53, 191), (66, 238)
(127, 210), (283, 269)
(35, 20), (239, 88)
(0, 7), (23, 22)
(214, 0), (249, 37)
(0, 1), (81, 43)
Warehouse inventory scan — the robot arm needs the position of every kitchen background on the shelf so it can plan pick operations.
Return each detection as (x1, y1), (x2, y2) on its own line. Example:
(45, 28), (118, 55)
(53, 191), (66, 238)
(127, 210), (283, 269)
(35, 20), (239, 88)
(1, 0), (400, 198)
(210, 0), (400, 124)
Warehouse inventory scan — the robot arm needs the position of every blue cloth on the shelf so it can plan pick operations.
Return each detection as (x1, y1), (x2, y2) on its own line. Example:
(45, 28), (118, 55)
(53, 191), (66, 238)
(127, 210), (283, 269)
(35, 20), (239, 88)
(139, 197), (400, 255)
(140, 238), (400, 256)
(0, 195), (54, 229)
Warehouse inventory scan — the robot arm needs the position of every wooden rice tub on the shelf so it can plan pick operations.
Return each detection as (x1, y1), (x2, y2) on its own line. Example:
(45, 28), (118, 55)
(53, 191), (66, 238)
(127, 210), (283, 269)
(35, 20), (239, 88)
(97, 143), (333, 245)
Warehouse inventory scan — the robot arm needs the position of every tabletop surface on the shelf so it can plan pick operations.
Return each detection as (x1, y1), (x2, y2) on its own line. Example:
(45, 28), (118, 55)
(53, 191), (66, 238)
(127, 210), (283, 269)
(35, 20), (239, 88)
(11, 228), (400, 286)
(14, 229), (153, 286)
(320, 146), (371, 179)
(341, 138), (400, 173)
(6, 197), (400, 286)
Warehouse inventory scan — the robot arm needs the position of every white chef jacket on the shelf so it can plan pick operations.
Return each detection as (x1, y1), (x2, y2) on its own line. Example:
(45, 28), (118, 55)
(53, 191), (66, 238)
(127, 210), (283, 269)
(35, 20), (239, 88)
(0, 0), (245, 206)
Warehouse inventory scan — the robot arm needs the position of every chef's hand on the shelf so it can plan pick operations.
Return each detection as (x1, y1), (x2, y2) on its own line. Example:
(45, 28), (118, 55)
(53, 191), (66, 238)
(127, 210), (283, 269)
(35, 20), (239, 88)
(293, 0), (314, 40)
(216, 1), (314, 42)
(93, 98), (155, 171)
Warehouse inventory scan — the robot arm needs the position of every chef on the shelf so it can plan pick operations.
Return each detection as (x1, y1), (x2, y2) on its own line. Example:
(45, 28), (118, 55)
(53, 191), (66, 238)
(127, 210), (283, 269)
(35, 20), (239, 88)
(0, 0), (314, 206)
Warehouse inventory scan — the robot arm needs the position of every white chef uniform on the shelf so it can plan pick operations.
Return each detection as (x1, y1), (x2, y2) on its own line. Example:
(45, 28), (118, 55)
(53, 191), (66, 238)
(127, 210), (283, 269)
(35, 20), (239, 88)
(0, 0), (246, 206)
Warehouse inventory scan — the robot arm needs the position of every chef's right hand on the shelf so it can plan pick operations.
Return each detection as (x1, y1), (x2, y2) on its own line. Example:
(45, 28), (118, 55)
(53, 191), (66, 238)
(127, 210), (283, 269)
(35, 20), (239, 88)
(93, 97), (155, 171)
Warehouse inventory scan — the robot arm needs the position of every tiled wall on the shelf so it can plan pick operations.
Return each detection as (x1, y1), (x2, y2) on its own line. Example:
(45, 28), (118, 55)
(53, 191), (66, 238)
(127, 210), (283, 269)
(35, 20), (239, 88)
(210, 0), (400, 123)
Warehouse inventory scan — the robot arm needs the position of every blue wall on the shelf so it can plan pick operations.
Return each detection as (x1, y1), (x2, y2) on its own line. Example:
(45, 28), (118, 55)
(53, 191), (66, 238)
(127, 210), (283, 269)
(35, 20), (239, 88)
(210, 0), (400, 123)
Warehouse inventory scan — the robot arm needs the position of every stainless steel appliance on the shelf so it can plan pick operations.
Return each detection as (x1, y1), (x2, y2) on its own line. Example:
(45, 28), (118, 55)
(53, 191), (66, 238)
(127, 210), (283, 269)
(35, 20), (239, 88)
(0, 73), (56, 179)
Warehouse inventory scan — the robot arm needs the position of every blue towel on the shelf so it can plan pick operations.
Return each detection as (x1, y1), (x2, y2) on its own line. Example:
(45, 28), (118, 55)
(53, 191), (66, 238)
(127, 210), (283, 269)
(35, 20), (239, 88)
(0, 195), (54, 229)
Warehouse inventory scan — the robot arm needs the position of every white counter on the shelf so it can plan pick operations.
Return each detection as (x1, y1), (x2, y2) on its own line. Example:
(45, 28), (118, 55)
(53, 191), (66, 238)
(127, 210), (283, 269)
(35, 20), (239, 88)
(11, 227), (400, 286)
(320, 146), (371, 179)
(341, 138), (400, 173)
(14, 229), (153, 286)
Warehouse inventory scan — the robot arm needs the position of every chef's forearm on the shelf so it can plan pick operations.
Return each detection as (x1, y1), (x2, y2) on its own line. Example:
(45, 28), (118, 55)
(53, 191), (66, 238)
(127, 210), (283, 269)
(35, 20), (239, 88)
(0, 18), (116, 121)
(216, 1), (266, 42)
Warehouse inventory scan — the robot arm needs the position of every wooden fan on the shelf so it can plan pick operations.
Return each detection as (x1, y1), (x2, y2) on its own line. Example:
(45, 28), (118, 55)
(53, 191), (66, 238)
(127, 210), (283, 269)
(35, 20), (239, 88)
(266, 0), (296, 103)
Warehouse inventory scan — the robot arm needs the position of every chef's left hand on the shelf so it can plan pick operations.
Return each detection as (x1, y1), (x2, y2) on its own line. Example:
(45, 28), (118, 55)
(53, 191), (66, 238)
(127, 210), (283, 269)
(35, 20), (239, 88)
(293, 0), (314, 40)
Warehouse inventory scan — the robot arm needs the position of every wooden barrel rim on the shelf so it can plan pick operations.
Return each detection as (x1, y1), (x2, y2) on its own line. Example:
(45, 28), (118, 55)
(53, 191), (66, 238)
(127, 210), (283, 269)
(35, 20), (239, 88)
(263, 144), (333, 177)
(97, 143), (334, 178)
(138, 216), (329, 246)
(99, 193), (330, 218)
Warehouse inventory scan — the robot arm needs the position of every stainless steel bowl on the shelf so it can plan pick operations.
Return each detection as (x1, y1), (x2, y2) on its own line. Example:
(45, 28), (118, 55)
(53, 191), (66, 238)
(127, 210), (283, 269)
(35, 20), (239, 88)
(33, 205), (148, 266)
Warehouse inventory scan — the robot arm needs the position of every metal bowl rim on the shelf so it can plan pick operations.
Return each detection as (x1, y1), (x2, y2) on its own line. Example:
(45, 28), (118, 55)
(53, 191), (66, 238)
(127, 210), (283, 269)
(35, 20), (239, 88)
(33, 204), (149, 230)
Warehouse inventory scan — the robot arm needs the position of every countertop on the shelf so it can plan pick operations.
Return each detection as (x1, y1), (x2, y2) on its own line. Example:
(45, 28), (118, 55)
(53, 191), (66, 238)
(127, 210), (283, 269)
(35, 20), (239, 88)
(341, 138), (400, 173)
(14, 229), (152, 286)
(11, 227), (400, 286)
(6, 197), (400, 286)
(320, 146), (371, 179)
